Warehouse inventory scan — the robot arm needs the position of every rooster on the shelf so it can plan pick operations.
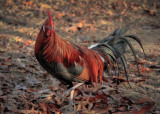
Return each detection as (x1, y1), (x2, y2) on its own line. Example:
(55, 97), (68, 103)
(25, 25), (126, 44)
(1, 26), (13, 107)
(35, 12), (145, 107)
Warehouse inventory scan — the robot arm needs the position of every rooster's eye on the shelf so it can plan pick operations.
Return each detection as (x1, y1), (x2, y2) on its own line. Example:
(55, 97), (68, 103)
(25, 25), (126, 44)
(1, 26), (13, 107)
(49, 27), (53, 31)
(43, 25), (53, 32)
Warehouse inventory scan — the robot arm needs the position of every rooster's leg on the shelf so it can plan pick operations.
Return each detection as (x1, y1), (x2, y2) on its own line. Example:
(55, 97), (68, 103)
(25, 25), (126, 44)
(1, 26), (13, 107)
(68, 89), (75, 111)
(61, 83), (84, 103)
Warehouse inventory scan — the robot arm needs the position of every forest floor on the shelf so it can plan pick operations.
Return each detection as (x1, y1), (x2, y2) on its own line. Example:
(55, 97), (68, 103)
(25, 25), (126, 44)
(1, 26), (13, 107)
(0, 0), (160, 113)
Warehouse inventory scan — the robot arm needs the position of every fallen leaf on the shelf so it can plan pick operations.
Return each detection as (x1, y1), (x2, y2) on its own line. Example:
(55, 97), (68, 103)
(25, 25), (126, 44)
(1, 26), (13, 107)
(135, 97), (153, 104)
(139, 65), (153, 72)
(39, 102), (48, 113)
(14, 58), (26, 68)
(0, 103), (5, 113)
(132, 106), (153, 114)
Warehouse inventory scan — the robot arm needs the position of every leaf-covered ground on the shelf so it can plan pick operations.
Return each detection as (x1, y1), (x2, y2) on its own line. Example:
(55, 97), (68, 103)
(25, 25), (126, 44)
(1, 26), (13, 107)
(0, 0), (160, 113)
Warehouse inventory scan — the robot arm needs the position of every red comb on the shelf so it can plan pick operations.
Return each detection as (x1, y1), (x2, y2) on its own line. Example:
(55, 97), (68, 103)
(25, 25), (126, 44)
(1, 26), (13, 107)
(47, 11), (54, 28)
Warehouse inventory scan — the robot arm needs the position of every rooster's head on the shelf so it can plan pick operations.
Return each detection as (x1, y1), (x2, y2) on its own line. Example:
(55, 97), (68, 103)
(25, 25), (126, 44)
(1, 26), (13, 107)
(43, 12), (54, 36)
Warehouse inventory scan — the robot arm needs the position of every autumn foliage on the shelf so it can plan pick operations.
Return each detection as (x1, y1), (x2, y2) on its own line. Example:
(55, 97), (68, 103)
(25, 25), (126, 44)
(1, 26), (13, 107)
(0, 0), (160, 113)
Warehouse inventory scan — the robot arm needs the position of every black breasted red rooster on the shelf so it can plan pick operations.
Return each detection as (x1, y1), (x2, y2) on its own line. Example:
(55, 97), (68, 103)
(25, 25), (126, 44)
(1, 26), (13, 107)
(35, 12), (145, 109)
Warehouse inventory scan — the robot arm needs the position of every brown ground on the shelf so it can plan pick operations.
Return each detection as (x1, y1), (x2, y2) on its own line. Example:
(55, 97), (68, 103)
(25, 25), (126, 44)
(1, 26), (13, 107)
(0, 0), (160, 113)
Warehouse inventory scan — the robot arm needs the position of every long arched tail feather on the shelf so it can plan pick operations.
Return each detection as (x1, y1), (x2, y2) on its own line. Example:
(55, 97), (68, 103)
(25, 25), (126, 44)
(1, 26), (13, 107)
(90, 27), (146, 86)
